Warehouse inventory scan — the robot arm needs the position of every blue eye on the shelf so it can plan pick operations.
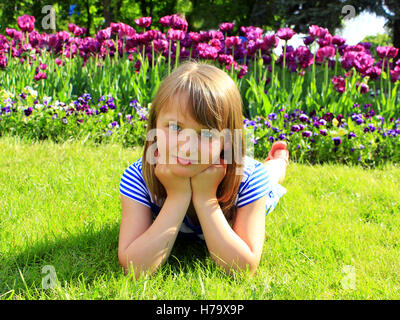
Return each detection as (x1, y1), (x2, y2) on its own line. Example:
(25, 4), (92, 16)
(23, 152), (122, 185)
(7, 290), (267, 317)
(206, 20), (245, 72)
(169, 123), (180, 131)
(200, 130), (214, 138)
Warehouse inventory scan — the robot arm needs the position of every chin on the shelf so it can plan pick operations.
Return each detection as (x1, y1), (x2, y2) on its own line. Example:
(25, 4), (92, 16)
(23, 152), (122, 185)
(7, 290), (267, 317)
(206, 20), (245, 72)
(170, 164), (203, 178)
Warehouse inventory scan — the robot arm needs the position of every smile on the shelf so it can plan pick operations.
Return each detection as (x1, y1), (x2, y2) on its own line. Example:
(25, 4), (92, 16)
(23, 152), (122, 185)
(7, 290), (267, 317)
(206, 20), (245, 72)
(176, 156), (194, 165)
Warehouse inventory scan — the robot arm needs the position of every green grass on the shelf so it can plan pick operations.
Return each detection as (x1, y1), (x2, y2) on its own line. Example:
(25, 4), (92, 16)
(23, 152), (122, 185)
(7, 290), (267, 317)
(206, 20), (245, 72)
(1, 133), (400, 300)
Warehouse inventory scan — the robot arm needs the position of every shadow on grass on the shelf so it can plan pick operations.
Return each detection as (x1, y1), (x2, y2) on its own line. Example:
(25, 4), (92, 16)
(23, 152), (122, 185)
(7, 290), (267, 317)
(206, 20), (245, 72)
(1, 223), (210, 297)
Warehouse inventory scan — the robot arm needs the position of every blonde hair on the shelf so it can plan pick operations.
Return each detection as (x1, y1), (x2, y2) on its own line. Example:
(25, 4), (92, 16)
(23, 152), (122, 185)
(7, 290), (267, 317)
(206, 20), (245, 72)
(142, 60), (246, 223)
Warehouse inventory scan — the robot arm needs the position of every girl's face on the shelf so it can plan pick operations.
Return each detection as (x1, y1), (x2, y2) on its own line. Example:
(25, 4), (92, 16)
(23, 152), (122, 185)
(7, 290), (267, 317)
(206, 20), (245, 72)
(155, 94), (225, 178)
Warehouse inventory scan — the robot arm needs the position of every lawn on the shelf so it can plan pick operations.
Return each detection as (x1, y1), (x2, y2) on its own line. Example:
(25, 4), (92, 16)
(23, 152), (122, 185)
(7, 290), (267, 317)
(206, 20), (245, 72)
(1, 133), (399, 299)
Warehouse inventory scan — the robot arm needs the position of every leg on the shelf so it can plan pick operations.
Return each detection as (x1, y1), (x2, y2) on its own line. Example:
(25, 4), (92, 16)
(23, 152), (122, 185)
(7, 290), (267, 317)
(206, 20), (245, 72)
(263, 157), (287, 185)
(263, 142), (289, 185)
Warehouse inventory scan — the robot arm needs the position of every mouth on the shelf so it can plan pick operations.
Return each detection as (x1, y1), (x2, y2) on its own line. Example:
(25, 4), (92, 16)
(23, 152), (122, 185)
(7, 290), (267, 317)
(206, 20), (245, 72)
(176, 156), (195, 166)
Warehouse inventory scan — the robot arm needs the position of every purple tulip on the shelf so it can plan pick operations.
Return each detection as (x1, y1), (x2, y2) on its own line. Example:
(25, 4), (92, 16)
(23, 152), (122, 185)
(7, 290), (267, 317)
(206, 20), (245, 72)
(179, 33), (192, 48)
(218, 54), (235, 66)
(209, 30), (224, 41)
(309, 25), (328, 39)
(209, 38), (223, 51)
(167, 28), (185, 41)
(219, 22), (234, 32)
(189, 32), (201, 43)
(159, 15), (172, 27)
(197, 43), (219, 60)
(364, 66), (381, 81)
(390, 66), (400, 82)
(260, 34), (279, 52)
(353, 52), (375, 73)
(316, 45), (336, 62)
(317, 33), (333, 47)
(109, 22), (121, 34)
(377, 46), (398, 59)
(34, 72), (47, 81)
(332, 76), (346, 93)
(117, 23), (136, 39)
(276, 27), (295, 41)
(151, 38), (168, 53)
(341, 51), (358, 70)
(359, 42), (371, 50)
(356, 82), (369, 94)
(225, 36), (242, 49)
(241, 26), (263, 41)
(332, 35), (346, 46)
(171, 14), (188, 32)
(238, 65), (248, 79)
(17, 15), (35, 33)
(160, 14), (188, 32)
(135, 17), (152, 28)
(303, 35), (315, 46)
(262, 54), (272, 65)
(295, 46), (314, 69)
(5, 28), (16, 38)
(68, 23), (86, 36)
(246, 39), (262, 57)
(0, 54), (7, 68)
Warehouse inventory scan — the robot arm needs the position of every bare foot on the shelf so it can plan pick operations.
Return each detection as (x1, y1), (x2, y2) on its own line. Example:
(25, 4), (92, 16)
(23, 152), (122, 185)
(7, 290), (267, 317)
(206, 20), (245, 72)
(267, 141), (290, 168)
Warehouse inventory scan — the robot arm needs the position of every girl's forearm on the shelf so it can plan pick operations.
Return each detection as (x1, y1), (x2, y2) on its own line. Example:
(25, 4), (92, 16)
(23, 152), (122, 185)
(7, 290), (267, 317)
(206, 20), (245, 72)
(193, 197), (258, 274)
(120, 195), (191, 278)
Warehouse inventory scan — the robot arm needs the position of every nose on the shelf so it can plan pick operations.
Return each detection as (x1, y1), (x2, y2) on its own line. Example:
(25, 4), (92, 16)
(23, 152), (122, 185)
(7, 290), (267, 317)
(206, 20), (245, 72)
(177, 132), (198, 158)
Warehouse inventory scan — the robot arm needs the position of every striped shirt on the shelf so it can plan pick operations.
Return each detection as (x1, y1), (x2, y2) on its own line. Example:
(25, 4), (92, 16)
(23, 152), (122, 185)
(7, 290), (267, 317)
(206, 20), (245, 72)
(119, 155), (287, 242)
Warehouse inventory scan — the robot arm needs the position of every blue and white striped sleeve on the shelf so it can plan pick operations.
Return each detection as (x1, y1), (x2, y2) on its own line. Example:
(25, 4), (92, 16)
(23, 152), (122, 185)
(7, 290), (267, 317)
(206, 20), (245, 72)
(236, 162), (271, 208)
(119, 163), (152, 209)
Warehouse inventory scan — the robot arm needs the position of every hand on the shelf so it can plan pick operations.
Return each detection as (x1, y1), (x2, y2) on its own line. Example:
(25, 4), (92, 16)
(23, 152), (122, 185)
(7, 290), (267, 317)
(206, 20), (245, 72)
(190, 158), (227, 201)
(154, 152), (192, 198)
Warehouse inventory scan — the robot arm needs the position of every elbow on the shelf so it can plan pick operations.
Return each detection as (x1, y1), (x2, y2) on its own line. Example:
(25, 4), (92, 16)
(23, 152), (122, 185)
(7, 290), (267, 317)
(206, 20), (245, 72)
(118, 249), (132, 276)
(223, 262), (259, 277)
(118, 248), (129, 270)
(118, 249), (140, 279)
(247, 263), (259, 277)
(118, 249), (159, 280)
(237, 261), (259, 277)
(244, 252), (261, 276)
(247, 256), (261, 276)
(213, 254), (260, 277)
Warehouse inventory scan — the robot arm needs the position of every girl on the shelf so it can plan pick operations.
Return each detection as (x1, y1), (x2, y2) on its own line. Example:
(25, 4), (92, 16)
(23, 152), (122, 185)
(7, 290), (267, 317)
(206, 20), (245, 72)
(118, 61), (289, 279)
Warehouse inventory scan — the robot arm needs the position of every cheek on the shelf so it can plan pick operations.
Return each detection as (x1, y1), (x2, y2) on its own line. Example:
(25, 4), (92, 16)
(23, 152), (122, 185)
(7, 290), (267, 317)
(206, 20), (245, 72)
(157, 128), (177, 155)
(198, 139), (222, 163)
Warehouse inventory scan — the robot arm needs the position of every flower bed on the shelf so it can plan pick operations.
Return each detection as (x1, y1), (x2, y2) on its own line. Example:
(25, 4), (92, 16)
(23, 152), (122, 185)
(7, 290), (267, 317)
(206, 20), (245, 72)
(1, 14), (399, 167)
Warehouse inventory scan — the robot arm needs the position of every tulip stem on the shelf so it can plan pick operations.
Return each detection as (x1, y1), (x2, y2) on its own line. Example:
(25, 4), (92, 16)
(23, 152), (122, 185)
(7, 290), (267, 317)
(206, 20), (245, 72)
(168, 40), (171, 75)
(387, 59), (391, 108)
(380, 58), (385, 100)
(324, 60), (328, 98)
(151, 42), (155, 70)
(175, 41), (180, 70)
(283, 41), (287, 93)
(334, 49), (338, 77)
